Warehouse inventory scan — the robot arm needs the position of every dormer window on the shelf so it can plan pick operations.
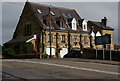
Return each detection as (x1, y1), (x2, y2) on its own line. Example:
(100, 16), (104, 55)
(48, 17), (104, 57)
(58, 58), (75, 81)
(84, 25), (86, 29)
(73, 23), (76, 28)
(82, 19), (87, 31)
(67, 13), (72, 18)
(60, 21), (65, 28)
(37, 9), (42, 13)
(62, 13), (67, 18)
(50, 11), (55, 16)
(43, 20), (51, 27)
(71, 18), (77, 30)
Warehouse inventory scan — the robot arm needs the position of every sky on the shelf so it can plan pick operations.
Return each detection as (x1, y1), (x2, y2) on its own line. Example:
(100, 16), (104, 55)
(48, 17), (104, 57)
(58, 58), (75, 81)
(118, 2), (120, 45)
(1, 0), (119, 45)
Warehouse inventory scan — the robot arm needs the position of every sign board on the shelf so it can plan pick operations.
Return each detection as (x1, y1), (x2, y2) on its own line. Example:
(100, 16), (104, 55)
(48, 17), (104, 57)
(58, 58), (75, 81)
(95, 36), (103, 45)
(102, 34), (111, 44)
(95, 34), (111, 45)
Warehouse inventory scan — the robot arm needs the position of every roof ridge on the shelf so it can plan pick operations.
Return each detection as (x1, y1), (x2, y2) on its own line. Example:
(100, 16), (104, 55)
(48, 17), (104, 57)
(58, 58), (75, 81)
(29, 2), (74, 11)
(89, 20), (101, 23)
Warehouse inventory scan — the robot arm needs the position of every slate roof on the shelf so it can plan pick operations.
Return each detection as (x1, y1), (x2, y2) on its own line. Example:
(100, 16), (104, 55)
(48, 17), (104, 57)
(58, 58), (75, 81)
(28, 2), (89, 33)
(4, 35), (33, 44)
(88, 21), (114, 30)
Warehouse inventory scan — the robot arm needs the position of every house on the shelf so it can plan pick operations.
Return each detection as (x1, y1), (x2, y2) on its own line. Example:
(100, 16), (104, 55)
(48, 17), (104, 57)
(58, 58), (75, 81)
(4, 2), (91, 58)
(4, 2), (114, 58)
(88, 17), (114, 50)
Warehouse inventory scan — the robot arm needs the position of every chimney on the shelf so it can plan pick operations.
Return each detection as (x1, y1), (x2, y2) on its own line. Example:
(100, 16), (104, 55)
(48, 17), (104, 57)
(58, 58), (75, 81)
(101, 17), (107, 26)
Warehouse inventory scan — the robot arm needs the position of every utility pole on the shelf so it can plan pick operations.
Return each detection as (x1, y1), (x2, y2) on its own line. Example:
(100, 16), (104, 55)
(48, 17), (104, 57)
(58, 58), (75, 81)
(96, 46), (98, 59)
(49, 5), (52, 58)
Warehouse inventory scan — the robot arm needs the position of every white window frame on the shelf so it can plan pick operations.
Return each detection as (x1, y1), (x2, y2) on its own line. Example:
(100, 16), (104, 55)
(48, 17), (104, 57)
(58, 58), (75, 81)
(72, 18), (77, 30)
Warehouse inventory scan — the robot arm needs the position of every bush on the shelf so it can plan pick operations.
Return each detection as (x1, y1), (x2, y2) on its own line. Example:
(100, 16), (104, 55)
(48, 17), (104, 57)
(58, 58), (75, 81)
(24, 43), (34, 54)
(41, 53), (48, 58)
(3, 48), (16, 58)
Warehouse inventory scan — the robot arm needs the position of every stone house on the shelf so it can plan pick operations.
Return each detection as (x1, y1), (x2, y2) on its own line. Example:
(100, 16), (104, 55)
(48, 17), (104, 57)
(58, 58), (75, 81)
(4, 2), (114, 58)
(88, 17), (114, 50)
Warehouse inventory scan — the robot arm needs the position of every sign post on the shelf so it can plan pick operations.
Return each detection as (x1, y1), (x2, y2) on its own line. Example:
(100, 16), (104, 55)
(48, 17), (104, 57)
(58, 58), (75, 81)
(96, 46), (98, 59)
(110, 45), (112, 60)
(102, 45), (105, 60)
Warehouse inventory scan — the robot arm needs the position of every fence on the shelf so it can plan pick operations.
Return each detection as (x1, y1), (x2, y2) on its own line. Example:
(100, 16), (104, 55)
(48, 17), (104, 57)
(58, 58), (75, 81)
(82, 49), (120, 61)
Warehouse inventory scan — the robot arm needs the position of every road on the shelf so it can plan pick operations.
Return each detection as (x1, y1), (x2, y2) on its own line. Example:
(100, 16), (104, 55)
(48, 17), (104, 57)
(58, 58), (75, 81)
(2, 59), (120, 81)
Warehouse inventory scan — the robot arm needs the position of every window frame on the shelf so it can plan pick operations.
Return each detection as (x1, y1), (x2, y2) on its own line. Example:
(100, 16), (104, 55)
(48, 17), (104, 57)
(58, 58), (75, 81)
(48, 34), (53, 42)
(84, 36), (88, 44)
(61, 35), (66, 43)
(73, 35), (77, 43)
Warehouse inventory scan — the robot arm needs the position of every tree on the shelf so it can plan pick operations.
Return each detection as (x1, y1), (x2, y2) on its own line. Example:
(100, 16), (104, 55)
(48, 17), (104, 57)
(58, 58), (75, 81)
(24, 42), (34, 54)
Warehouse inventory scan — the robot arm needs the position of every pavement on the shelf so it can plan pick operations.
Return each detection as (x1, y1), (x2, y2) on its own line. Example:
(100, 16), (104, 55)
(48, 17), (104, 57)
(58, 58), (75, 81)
(2, 58), (120, 81)
(62, 58), (119, 65)
(30, 58), (119, 66)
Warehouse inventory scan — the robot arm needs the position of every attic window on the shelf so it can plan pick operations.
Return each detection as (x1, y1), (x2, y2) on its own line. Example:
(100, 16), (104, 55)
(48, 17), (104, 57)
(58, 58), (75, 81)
(50, 11), (55, 16)
(37, 9), (42, 13)
(62, 13), (67, 18)
(60, 21), (65, 28)
(67, 13), (72, 18)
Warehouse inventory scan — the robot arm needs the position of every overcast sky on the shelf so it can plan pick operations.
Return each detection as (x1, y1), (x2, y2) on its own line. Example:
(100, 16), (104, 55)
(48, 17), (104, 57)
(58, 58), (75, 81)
(1, 1), (119, 45)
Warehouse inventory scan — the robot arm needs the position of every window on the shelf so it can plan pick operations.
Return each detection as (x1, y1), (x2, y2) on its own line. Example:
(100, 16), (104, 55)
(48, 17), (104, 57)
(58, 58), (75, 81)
(84, 25), (86, 29)
(60, 21), (65, 28)
(37, 9), (42, 13)
(84, 36), (88, 44)
(56, 21), (65, 28)
(61, 35), (65, 43)
(67, 13), (72, 18)
(50, 11), (55, 16)
(43, 20), (51, 27)
(48, 21), (52, 27)
(48, 34), (53, 42)
(43, 20), (47, 25)
(73, 23), (76, 28)
(24, 24), (31, 36)
(82, 20), (87, 31)
(72, 18), (77, 30)
(62, 13), (67, 18)
(73, 35), (77, 43)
